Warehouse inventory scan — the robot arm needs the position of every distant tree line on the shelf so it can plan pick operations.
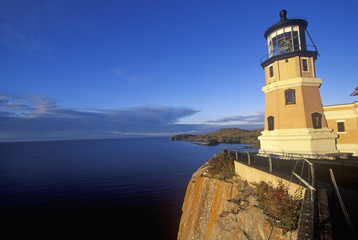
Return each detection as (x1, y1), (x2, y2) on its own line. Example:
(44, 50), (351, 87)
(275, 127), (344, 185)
(170, 128), (262, 148)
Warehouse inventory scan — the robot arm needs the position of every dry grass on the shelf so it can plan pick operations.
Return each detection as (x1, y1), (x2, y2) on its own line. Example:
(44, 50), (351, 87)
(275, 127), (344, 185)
(207, 150), (235, 180)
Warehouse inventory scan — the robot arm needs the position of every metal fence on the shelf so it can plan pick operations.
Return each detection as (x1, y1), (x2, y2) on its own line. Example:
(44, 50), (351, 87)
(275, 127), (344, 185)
(330, 169), (358, 239)
(226, 149), (358, 240)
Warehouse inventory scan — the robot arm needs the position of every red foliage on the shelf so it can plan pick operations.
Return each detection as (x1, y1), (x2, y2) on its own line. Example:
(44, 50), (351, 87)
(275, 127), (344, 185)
(254, 181), (303, 233)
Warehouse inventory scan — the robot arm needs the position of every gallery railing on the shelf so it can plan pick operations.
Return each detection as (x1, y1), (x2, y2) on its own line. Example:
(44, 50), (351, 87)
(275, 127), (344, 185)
(260, 44), (318, 63)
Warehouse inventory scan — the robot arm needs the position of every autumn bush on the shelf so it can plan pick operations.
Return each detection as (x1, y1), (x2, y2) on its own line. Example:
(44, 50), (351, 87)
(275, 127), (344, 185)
(254, 181), (303, 233)
(207, 149), (235, 180)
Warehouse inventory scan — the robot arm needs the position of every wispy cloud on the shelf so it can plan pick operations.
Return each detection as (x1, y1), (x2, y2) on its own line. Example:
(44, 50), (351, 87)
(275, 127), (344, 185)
(0, 92), (58, 117)
(207, 112), (265, 125)
(111, 67), (156, 82)
(111, 68), (126, 76)
(0, 21), (51, 51)
(0, 92), (200, 142)
(0, 1), (53, 51)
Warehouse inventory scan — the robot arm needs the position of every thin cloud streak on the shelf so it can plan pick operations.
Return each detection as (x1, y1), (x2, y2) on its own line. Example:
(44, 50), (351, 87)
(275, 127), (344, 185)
(0, 92), (201, 142)
(207, 112), (265, 125)
(111, 67), (156, 82)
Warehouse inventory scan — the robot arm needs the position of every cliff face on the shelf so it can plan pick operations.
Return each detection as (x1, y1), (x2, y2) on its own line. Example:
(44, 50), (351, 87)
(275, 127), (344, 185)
(177, 164), (298, 240)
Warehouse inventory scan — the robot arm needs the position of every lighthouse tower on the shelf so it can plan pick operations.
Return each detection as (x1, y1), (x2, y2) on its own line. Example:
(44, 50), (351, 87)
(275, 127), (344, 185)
(258, 10), (338, 157)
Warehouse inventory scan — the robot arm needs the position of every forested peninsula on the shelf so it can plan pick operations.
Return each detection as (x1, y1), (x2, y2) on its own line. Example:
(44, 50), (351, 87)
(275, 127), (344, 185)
(170, 128), (262, 148)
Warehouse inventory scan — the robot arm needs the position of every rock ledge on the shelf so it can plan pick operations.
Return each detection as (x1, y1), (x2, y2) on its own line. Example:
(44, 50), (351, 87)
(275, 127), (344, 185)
(177, 165), (298, 240)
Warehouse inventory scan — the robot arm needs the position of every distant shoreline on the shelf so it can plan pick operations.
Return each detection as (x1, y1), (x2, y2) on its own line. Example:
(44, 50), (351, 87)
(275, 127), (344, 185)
(170, 128), (262, 148)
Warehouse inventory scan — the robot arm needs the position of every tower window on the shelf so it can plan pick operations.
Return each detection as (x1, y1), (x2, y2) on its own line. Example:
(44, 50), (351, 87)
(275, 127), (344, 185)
(293, 30), (299, 50)
(269, 65), (274, 78)
(337, 121), (346, 133)
(311, 112), (322, 129)
(302, 59), (308, 71)
(285, 89), (296, 104)
(267, 116), (274, 131)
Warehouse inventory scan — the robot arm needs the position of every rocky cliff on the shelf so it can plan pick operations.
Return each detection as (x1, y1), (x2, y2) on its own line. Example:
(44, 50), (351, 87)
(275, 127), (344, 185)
(177, 163), (298, 240)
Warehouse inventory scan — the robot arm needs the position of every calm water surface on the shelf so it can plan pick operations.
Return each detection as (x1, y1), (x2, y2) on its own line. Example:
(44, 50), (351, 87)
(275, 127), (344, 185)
(0, 137), (246, 239)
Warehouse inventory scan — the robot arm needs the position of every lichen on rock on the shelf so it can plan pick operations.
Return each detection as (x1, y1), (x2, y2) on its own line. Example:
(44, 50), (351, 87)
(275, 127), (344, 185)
(177, 164), (299, 240)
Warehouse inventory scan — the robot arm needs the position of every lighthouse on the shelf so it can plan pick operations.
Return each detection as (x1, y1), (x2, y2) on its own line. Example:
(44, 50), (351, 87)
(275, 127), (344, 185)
(258, 10), (338, 157)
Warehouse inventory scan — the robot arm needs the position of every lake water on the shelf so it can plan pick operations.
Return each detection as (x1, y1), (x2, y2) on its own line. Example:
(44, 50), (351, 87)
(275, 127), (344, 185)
(0, 137), (247, 239)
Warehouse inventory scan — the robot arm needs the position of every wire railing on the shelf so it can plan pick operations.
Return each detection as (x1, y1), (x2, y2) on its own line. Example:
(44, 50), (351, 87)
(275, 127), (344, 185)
(292, 158), (319, 240)
(230, 151), (358, 239)
(330, 169), (358, 239)
(232, 151), (317, 238)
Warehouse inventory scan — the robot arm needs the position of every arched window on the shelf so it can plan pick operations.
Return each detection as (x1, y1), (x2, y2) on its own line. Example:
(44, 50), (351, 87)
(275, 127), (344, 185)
(285, 89), (296, 104)
(267, 116), (274, 131)
(311, 112), (322, 129)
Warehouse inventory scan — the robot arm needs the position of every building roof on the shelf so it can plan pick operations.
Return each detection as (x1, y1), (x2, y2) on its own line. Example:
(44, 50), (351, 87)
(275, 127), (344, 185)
(264, 10), (308, 39)
(350, 87), (358, 96)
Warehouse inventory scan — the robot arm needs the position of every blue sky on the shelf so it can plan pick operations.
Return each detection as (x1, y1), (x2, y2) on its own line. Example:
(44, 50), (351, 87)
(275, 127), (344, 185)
(1, 0), (357, 142)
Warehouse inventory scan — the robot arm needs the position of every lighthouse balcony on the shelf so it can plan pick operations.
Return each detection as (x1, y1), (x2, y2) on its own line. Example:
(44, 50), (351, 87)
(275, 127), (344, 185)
(260, 44), (317, 63)
(260, 45), (318, 69)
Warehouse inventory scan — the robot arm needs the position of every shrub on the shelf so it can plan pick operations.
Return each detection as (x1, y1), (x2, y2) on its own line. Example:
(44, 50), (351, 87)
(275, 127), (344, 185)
(254, 181), (303, 233)
(207, 149), (235, 180)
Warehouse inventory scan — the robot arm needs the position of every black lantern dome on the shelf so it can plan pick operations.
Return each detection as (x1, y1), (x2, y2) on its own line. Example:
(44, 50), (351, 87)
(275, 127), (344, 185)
(261, 10), (318, 68)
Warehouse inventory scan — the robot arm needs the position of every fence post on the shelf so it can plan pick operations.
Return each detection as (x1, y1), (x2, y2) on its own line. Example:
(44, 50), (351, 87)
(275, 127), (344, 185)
(268, 155), (272, 173)
(235, 150), (238, 161)
(245, 151), (250, 165)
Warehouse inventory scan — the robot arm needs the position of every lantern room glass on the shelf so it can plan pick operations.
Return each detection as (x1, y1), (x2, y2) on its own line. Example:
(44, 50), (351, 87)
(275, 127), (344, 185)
(268, 26), (300, 57)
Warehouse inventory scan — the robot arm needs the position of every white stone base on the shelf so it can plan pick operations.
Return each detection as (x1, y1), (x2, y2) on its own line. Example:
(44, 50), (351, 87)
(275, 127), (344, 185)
(258, 128), (338, 157)
(337, 143), (358, 157)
